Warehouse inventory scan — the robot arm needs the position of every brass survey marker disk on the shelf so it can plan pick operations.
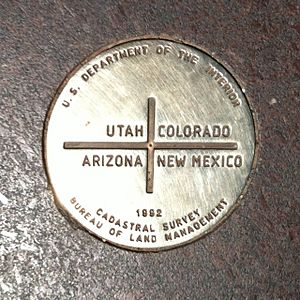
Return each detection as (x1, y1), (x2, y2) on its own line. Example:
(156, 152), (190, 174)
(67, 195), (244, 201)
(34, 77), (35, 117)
(45, 38), (257, 251)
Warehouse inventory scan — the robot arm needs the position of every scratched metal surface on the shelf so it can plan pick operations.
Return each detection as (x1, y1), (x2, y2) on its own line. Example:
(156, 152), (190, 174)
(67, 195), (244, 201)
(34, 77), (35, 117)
(0, 1), (299, 299)
(45, 39), (256, 251)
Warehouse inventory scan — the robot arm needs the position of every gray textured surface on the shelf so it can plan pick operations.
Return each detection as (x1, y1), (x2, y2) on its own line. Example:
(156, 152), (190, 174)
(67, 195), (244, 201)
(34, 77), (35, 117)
(0, 1), (299, 299)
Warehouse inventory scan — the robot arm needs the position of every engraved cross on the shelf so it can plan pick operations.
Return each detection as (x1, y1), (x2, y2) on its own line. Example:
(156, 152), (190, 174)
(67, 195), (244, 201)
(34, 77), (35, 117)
(64, 97), (238, 193)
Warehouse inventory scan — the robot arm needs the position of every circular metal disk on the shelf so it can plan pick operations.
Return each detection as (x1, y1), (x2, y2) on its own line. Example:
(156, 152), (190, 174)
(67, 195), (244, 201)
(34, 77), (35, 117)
(44, 38), (257, 251)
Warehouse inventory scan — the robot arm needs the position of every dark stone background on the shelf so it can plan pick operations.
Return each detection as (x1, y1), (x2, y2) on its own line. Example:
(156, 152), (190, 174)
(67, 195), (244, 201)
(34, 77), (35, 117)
(0, 1), (299, 299)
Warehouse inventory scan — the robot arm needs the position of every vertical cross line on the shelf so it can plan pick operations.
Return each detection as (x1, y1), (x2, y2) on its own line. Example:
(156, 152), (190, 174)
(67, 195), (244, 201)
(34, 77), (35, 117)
(146, 97), (156, 193)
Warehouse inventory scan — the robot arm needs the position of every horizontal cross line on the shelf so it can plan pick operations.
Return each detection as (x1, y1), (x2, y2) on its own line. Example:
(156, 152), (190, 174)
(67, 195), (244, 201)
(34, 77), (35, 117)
(155, 142), (238, 150)
(64, 142), (147, 149)
(64, 141), (238, 150)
